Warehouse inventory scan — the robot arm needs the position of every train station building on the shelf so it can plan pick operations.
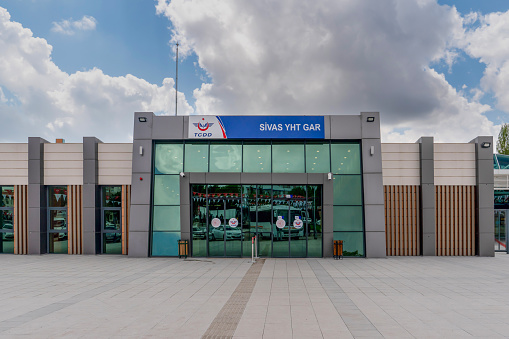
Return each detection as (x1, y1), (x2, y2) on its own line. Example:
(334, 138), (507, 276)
(0, 112), (495, 257)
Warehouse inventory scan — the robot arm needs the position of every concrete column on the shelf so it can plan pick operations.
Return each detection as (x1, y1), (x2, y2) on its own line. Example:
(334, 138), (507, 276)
(360, 112), (386, 258)
(128, 112), (155, 257)
(418, 137), (435, 256)
(27, 137), (48, 254)
(83, 137), (102, 254)
(470, 136), (494, 257)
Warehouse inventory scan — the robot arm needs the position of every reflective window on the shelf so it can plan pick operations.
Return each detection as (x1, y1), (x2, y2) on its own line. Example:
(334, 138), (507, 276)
(306, 143), (330, 173)
(104, 210), (121, 231)
(1, 210), (13, 230)
(333, 206), (363, 231)
(243, 143), (271, 173)
(103, 233), (122, 254)
(209, 143), (242, 172)
(0, 186), (14, 207)
(331, 143), (361, 174)
(185, 143), (209, 172)
(49, 233), (68, 254)
(153, 206), (181, 231)
(102, 186), (122, 207)
(152, 231), (181, 256)
(154, 143), (184, 174)
(49, 210), (67, 230)
(0, 233), (14, 254)
(154, 175), (180, 205)
(272, 143), (305, 173)
(49, 186), (67, 207)
(333, 232), (364, 257)
(333, 175), (362, 205)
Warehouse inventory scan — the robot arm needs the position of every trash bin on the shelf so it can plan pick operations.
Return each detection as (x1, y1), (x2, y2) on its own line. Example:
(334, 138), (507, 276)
(178, 240), (189, 259)
(333, 240), (343, 260)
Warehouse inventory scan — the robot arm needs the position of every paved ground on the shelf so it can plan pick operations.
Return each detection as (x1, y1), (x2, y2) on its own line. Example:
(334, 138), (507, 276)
(0, 254), (509, 338)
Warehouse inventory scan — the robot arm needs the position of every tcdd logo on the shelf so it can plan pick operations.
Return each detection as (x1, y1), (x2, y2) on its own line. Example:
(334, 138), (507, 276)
(193, 118), (214, 131)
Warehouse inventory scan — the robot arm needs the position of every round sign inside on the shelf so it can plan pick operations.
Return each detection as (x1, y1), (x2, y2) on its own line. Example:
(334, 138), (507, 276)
(229, 217), (238, 228)
(211, 218), (221, 228)
(276, 216), (286, 229)
(293, 217), (303, 229)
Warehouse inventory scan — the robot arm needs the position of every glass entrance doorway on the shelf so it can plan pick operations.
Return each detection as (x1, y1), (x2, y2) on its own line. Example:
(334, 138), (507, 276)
(494, 210), (507, 253)
(191, 184), (323, 257)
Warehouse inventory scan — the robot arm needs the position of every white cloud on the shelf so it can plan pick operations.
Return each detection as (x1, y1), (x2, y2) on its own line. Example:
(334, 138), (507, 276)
(51, 15), (97, 35)
(156, 0), (498, 142)
(0, 7), (193, 142)
(462, 10), (509, 113)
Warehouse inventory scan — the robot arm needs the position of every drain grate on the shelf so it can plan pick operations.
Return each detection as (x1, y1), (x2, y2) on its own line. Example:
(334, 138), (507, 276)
(202, 259), (265, 339)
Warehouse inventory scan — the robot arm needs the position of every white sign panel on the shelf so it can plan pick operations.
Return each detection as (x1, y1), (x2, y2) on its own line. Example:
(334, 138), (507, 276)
(276, 216), (286, 229)
(189, 116), (226, 139)
(229, 218), (238, 228)
(293, 216), (303, 229)
(211, 218), (221, 228)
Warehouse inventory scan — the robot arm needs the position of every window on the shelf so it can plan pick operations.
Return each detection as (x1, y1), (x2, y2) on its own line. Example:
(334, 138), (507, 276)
(102, 186), (122, 254)
(272, 143), (305, 173)
(47, 186), (68, 254)
(0, 186), (14, 254)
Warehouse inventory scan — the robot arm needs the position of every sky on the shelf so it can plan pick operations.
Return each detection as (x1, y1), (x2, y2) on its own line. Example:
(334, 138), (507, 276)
(1, 0), (509, 144)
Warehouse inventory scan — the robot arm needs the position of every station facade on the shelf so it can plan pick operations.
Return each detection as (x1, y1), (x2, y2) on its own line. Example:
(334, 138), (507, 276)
(0, 112), (494, 257)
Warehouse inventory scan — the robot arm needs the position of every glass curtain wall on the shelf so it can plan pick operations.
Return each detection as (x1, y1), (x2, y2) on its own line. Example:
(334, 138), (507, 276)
(102, 186), (122, 254)
(48, 186), (68, 253)
(0, 186), (14, 254)
(331, 143), (365, 257)
(152, 143), (182, 256)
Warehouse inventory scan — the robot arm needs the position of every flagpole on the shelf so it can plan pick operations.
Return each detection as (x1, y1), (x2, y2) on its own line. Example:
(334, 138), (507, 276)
(175, 42), (179, 116)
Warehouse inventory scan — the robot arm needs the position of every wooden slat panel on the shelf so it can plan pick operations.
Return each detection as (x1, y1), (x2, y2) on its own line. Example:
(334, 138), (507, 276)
(14, 185), (28, 255)
(122, 185), (131, 255)
(67, 185), (83, 255)
(384, 185), (420, 256)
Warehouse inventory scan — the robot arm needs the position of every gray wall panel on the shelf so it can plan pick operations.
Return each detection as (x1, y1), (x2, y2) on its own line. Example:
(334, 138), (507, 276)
(364, 204), (385, 232)
(180, 204), (191, 237)
(132, 140), (153, 173)
(324, 115), (331, 139)
(419, 137), (435, 256)
(361, 139), (382, 173)
(478, 232), (495, 257)
(129, 205), (151, 232)
(322, 205), (333, 234)
(189, 172), (206, 183)
(307, 173), (324, 185)
(28, 231), (41, 254)
(271, 173), (307, 185)
(365, 232), (386, 258)
(323, 232), (333, 257)
(421, 184), (435, 209)
(362, 173), (384, 205)
(27, 137), (47, 255)
(127, 231), (149, 257)
(28, 160), (42, 184)
(82, 231), (96, 255)
(180, 175), (190, 205)
(152, 116), (184, 140)
(240, 173), (272, 184)
(133, 112), (154, 140)
(330, 115), (361, 139)
(206, 173), (241, 184)
(478, 159), (495, 184)
(130, 173), (152, 206)
(360, 112), (381, 139)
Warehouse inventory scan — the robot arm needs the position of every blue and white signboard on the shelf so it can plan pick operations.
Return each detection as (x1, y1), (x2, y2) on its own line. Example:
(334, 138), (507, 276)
(189, 116), (325, 139)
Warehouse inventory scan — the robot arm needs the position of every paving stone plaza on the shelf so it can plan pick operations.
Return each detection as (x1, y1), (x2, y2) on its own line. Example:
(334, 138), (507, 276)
(1, 255), (509, 338)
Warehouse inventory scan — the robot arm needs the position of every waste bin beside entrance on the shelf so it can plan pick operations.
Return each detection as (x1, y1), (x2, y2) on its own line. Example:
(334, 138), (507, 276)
(178, 240), (189, 259)
(333, 240), (343, 259)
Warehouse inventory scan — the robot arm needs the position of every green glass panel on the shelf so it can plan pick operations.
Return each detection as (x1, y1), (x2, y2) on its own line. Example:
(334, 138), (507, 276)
(154, 175), (180, 205)
(257, 185), (272, 257)
(0, 186), (14, 207)
(333, 232), (364, 257)
(103, 233), (122, 254)
(331, 143), (361, 174)
(49, 186), (67, 207)
(50, 210), (67, 230)
(333, 175), (362, 205)
(155, 143), (183, 174)
(191, 184), (207, 256)
(209, 143), (242, 172)
(272, 143), (305, 173)
(242, 185), (257, 257)
(185, 143), (209, 172)
(243, 143), (271, 173)
(1, 210), (13, 230)
(104, 210), (121, 231)
(153, 206), (181, 231)
(333, 206), (363, 231)
(49, 233), (68, 254)
(102, 186), (122, 207)
(307, 185), (322, 257)
(306, 143), (330, 173)
(307, 233), (322, 258)
(0, 233), (14, 254)
(151, 231), (180, 256)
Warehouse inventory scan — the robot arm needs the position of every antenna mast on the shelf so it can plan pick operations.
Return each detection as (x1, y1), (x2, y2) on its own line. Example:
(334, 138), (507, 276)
(175, 42), (179, 116)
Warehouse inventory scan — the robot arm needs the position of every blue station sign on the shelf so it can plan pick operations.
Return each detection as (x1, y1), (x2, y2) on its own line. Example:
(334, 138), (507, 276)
(189, 116), (325, 139)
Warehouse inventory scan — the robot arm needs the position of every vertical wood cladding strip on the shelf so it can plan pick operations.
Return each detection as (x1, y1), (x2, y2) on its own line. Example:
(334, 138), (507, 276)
(434, 185), (475, 256)
(121, 185), (131, 255)
(384, 185), (420, 256)
(14, 185), (28, 254)
(67, 185), (83, 255)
